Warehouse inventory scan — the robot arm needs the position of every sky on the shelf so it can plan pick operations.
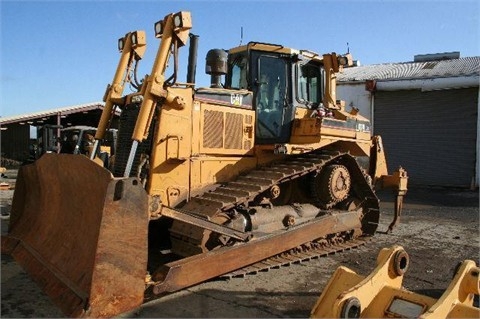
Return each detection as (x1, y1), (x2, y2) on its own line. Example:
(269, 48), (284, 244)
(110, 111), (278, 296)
(1, 0), (479, 117)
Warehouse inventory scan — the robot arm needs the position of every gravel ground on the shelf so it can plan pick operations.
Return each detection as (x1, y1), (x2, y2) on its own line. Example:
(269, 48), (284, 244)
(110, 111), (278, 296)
(1, 168), (478, 318)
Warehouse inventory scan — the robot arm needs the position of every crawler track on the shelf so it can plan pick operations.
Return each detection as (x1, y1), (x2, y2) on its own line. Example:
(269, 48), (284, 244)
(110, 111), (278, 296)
(149, 150), (380, 294)
(170, 150), (379, 257)
(223, 236), (370, 278)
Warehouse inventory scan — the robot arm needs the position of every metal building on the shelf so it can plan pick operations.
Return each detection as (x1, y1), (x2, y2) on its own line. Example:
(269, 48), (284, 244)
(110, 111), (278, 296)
(337, 53), (479, 188)
(0, 102), (120, 163)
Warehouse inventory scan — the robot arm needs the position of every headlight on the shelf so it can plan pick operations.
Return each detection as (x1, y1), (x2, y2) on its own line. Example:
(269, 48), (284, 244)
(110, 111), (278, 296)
(172, 11), (192, 29)
(131, 32), (138, 46)
(130, 31), (146, 48)
(118, 37), (125, 52)
(338, 56), (348, 66)
(338, 53), (353, 67)
(154, 20), (164, 38)
(174, 15), (182, 28)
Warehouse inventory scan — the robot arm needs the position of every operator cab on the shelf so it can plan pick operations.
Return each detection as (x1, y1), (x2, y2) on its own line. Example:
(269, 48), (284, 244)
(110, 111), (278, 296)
(225, 42), (325, 145)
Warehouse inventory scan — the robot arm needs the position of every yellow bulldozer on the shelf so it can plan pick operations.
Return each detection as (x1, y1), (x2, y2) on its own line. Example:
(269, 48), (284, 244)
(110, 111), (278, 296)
(1, 11), (408, 318)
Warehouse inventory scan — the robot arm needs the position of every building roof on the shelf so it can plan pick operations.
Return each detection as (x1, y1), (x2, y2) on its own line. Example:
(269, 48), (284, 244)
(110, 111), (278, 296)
(0, 102), (119, 126)
(337, 56), (480, 82)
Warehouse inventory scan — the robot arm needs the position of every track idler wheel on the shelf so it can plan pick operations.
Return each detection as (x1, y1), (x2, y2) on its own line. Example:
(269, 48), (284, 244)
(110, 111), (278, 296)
(270, 182), (293, 205)
(311, 164), (351, 208)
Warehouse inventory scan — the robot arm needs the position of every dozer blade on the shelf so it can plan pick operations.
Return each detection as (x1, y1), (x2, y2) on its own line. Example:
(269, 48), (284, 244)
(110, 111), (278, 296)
(152, 209), (364, 294)
(1, 154), (149, 318)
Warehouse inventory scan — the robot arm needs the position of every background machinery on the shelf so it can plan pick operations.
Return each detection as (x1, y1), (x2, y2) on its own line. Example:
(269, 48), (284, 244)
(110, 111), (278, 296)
(2, 11), (407, 317)
(25, 125), (117, 166)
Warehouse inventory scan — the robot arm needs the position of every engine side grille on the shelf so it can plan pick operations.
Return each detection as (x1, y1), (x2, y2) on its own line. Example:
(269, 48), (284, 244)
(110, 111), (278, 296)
(225, 113), (243, 149)
(113, 104), (154, 178)
(203, 110), (224, 149)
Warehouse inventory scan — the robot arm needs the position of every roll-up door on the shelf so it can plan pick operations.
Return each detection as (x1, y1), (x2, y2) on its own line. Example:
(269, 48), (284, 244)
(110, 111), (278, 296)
(374, 87), (478, 187)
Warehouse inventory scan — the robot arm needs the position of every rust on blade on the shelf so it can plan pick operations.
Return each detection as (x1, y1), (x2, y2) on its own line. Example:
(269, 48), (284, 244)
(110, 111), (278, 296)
(87, 178), (149, 318)
(1, 235), (19, 255)
(2, 154), (149, 318)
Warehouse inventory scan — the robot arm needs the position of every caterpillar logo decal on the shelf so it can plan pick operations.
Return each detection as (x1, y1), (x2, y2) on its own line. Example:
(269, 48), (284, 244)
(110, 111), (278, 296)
(230, 94), (243, 106)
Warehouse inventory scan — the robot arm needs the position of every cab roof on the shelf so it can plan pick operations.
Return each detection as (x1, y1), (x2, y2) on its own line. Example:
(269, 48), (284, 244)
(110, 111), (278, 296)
(228, 42), (324, 63)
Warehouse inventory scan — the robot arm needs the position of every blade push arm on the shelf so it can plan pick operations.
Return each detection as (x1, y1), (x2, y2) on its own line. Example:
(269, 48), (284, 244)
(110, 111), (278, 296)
(123, 11), (192, 177)
(322, 53), (353, 109)
(90, 31), (146, 159)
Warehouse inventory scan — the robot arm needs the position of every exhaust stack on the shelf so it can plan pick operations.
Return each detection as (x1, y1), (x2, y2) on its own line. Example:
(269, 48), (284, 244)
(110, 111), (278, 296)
(186, 34), (199, 84)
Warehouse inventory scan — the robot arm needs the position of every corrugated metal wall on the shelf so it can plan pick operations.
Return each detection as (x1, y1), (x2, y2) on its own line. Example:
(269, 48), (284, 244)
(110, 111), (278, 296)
(374, 87), (478, 187)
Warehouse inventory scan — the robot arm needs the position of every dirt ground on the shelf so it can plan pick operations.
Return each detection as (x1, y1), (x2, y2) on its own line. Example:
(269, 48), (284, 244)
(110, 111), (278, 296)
(1, 168), (478, 318)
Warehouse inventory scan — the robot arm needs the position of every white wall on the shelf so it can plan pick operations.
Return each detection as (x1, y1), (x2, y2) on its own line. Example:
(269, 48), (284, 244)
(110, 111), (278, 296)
(337, 83), (372, 122)
(338, 81), (479, 188)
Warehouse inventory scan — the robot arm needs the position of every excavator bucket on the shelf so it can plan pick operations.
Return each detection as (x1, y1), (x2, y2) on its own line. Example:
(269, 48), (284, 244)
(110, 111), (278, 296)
(1, 154), (149, 318)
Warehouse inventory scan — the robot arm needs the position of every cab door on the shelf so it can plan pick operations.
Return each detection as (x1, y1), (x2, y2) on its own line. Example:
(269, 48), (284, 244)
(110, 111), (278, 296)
(252, 54), (293, 144)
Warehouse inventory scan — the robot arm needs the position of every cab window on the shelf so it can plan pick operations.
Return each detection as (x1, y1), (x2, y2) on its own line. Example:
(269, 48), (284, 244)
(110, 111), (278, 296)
(297, 62), (322, 108)
(227, 54), (248, 89)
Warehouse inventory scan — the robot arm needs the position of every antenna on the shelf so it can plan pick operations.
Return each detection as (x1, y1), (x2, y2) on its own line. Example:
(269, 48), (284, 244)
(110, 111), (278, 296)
(240, 26), (243, 45)
(347, 42), (350, 54)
